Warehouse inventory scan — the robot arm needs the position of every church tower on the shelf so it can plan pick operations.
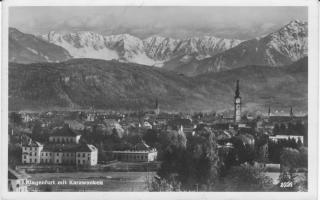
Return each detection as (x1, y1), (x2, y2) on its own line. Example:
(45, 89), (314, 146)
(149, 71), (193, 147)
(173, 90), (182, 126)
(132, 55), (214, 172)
(234, 80), (241, 124)
(155, 98), (160, 115)
(290, 106), (294, 117)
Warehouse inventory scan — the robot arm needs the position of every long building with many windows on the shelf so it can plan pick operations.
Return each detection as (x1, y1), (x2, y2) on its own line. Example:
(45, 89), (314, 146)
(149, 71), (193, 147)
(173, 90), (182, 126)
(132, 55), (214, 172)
(21, 127), (98, 166)
(112, 141), (157, 162)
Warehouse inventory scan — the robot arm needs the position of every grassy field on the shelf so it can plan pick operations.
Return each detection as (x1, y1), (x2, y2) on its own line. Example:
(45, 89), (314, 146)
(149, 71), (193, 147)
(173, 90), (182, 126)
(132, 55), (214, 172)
(27, 171), (156, 192)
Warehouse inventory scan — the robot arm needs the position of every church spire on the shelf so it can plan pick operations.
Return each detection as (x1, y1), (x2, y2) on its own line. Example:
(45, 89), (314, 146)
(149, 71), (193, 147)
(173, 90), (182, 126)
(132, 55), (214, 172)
(290, 106), (294, 117)
(155, 98), (160, 115)
(234, 80), (241, 124)
(235, 80), (240, 98)
(268, 105), (271, 117)
(155, 98), (158, 109)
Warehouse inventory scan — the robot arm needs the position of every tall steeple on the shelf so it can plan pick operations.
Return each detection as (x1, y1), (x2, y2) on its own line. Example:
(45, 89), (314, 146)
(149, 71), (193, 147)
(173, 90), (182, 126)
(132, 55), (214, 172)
(290, 106), (294, 117)
(155, 98), (160, 115)
(268, 106), (271, 117)
(235, 80), (240, 98)
(234, 80), (241, 124)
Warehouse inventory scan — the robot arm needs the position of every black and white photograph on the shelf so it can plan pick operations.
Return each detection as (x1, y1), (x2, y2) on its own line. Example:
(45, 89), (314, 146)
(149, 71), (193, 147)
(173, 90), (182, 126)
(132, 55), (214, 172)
(1, 0), (319, 198)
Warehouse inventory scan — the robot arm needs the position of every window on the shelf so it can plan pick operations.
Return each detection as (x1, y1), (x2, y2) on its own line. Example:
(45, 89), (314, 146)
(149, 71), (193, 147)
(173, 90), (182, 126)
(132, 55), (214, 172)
(56, 159), (59, 163)
(29, 159), (32, 163)
(83, 160), (85, 164)
(29, 152), (32, 156)
(46, 153), (48, 156)
(24, 155), (26, 159)
(41, 159), (43, 163)
(35, 159), (37, 162)
(83, 153), (85, 157)
(78, 160), (80, 164)
(57, 153), (59, 156)
(88, 157), (90, 161)
(34, 153), (37, 156)
(78, 154), (80, 157)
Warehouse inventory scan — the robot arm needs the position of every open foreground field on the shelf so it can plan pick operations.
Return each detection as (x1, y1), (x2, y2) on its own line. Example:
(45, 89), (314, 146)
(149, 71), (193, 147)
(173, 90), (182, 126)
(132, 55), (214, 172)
(26, 171), (156, 191)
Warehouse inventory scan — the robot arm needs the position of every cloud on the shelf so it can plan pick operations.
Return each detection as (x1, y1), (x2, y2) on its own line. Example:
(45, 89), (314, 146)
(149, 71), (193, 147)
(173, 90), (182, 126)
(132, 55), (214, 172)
(260, 22), (276, 31)
(9, 6), (307, 40)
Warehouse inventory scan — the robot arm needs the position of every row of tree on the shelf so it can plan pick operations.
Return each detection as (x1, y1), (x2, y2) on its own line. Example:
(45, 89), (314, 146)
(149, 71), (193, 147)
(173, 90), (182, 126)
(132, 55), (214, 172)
(273, 122), (307, 136)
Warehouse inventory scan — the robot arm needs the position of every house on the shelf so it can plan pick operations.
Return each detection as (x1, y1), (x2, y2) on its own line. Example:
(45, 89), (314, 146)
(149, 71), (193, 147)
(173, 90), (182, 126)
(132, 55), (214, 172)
(8, 168), (29, 192)
(64, 120), (85, 131)
(143, 121), (153, 129)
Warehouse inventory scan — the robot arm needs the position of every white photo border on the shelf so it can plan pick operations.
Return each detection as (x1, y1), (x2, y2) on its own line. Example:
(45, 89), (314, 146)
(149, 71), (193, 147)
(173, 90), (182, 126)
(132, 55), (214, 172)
(1, 0), (319, 200)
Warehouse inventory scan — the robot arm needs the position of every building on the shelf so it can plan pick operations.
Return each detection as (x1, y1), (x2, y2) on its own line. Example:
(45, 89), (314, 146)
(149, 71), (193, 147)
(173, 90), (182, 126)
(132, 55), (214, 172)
(75, 144), (98, 166)
(8, 168), (29, 192)
(154, 98), (160, 115)
(269, 135), (304, 144)
(22, 139), (43, 164)
(64, 120), (85, 131)
(49, 127), (81, 144)
(112, 141), (157, 162)
(22, 128), (98, 166)
(234, 80), (241, 124)
(22, 142), (98, 166)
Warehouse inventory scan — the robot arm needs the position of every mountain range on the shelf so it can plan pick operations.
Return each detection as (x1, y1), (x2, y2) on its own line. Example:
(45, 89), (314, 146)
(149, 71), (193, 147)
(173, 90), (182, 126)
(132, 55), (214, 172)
(9, 57), (307, 113)
(39, 31), (242, 67)
(8, 19), (308, 112)
(9, 28), (72, 64)
(162, 20), (308, 76)
(9, 20), (307, 77)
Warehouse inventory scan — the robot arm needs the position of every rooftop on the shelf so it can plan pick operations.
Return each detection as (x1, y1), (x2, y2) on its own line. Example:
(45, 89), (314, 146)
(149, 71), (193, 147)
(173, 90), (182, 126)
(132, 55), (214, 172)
(51, 127), (81, 137)
(43, 143), (97, 152)
(22, 138), (42, 147)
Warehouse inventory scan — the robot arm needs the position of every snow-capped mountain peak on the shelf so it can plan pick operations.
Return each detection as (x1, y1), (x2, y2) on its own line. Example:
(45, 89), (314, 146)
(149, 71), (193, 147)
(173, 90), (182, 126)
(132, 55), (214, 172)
(40, 31), (242, 67)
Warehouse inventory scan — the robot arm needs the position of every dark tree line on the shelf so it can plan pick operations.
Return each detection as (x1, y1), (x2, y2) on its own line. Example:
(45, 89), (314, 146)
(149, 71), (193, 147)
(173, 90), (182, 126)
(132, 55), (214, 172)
(268, 138), (303, 163)
(273, 121), (307, 136)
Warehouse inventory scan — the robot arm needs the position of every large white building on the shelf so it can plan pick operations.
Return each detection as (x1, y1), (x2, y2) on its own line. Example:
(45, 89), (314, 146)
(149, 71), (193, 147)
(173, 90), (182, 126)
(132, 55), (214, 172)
(22, 128), (98, 166)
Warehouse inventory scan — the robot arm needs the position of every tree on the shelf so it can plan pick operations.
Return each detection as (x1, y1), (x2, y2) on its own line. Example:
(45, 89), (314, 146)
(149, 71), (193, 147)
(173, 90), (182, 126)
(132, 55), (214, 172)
(157, 127), (220, 191)
(9, 112), (23, 125)
(147, 176), (181, 191)
(280, 123), (286, 134)
(222, 163), (273, 191)
(273, 124), (280, 135)
(178, 127), (220, 190)
(143, 129), (159, 147)
(280, 147), (307, 170)
(230, 134), (255, 164)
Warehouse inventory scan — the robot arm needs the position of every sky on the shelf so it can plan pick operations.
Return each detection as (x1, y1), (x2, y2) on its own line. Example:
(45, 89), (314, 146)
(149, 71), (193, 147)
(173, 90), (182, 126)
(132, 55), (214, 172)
(9, 6), (307, 40)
